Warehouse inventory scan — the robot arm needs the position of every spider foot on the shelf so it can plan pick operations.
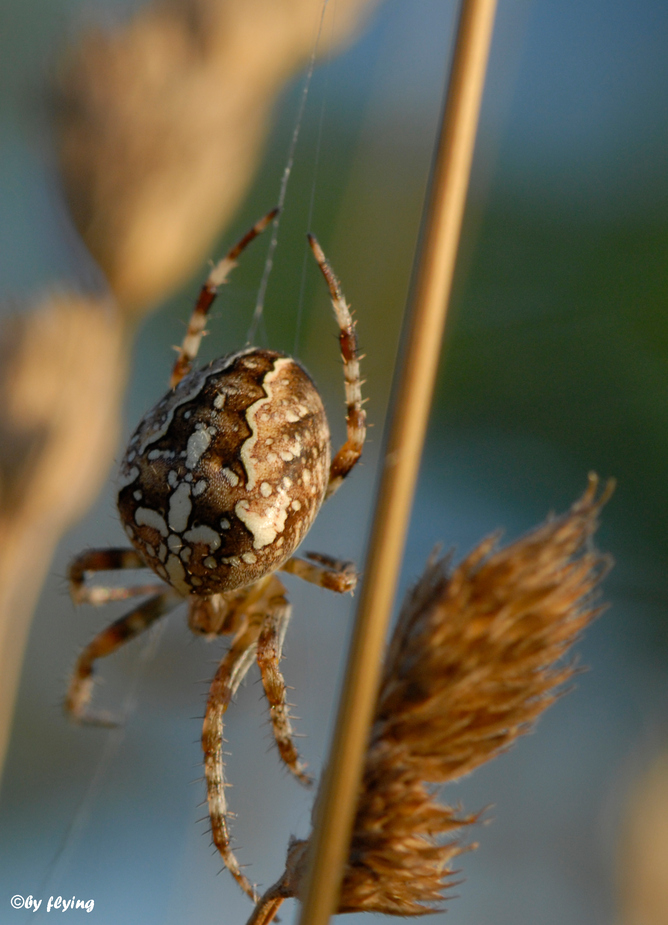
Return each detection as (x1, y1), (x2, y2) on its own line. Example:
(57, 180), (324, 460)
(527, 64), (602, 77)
(305, 551), (358, 593)
(291, 762), (314, 788)
(221, 855), (259, 904)
(280, 553), (358, 594)
(65, 677), (123, 727)
(67, 709), (123, 729)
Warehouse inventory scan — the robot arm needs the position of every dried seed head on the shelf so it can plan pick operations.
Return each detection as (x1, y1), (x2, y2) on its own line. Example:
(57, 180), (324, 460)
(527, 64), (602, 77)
(371, 473), (613, 788)
(248, 476), (613, 922)
(54, 0), (383, 310)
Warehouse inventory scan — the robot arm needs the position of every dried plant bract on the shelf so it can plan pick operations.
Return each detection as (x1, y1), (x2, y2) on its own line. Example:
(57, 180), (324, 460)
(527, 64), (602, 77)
(247, 476), (613, 924)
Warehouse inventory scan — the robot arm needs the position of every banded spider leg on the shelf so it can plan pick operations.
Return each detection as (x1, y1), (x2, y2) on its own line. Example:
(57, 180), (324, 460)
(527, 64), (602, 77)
(65, 217), (366, 900)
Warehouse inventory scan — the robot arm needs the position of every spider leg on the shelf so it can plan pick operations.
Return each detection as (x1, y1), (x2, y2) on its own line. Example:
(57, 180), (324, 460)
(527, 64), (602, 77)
(66, 590), (180, 725)
(256, 576), (312, 787)
(68, 547), (166, 605)
(170, 207), (279, 388)
(279, 552), (358, 594)
(308, 234), (367, 501)
(202, 595), (267, 902)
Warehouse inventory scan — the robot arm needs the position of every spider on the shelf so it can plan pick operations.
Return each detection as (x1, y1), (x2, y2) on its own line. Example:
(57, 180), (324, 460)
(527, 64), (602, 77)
(65, 209), (366, 901)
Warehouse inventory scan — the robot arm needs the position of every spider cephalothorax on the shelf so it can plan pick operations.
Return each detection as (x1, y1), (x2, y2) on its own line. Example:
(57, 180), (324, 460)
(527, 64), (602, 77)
(66, 211), (366, 900)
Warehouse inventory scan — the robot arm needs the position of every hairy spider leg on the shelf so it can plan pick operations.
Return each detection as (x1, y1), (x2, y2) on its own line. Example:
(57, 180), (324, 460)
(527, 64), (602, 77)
(201, 579), (275, 902)
(307, 234), (367, 501)
(66, 590), (181, 725)
(69, 547), (166, 605)
(279, 551), (358, 594)
(170, 207), (279, 388)
(256, 577), (311, 786)
(66, 225), (366, 900)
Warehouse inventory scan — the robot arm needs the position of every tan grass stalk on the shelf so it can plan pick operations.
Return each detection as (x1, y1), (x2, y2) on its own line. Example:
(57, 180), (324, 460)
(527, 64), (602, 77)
(618, 751), (668, 925)
(247, 476), (612, 922)
(296, 3), (499, 923)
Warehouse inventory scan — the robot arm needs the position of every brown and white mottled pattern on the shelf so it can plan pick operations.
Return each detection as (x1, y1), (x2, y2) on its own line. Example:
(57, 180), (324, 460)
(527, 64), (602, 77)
(118, 349), (331, 596)
(66, 217), (366, 902)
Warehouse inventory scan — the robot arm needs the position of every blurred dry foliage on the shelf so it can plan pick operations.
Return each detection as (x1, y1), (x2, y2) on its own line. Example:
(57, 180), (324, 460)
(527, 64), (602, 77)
(55, 0), (381, 311)
(618, 751), (668, 925)
(247, 477), (612, 924)
(0, 295), (125, 773)
(0, 0), (381, 778)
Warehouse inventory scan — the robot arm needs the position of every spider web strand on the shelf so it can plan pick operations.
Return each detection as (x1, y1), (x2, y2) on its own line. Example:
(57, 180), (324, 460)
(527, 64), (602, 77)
(247, 0), (330, 345)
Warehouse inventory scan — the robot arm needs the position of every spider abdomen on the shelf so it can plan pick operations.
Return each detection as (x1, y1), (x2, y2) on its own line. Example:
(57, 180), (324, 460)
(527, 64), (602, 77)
(118, 348), (331, 595)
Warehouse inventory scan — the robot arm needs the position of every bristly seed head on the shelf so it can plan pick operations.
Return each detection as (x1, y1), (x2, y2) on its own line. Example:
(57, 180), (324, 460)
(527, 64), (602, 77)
(246, 476), (613, 923)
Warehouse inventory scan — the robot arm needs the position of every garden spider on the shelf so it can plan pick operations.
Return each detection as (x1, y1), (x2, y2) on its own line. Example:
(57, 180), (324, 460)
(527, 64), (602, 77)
(65, 209), (366, 901)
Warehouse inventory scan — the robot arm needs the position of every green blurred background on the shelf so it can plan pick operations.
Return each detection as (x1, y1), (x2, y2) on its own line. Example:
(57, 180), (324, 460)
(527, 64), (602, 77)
(2, 0), (668, 923)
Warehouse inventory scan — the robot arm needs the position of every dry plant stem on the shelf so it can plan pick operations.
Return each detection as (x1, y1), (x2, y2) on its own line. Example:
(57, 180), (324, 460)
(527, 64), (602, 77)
(246, 893), (286, 925)
(249, 477), (612, 924)
(296, 2), (498, 923)
(618, 751), (668, 925)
